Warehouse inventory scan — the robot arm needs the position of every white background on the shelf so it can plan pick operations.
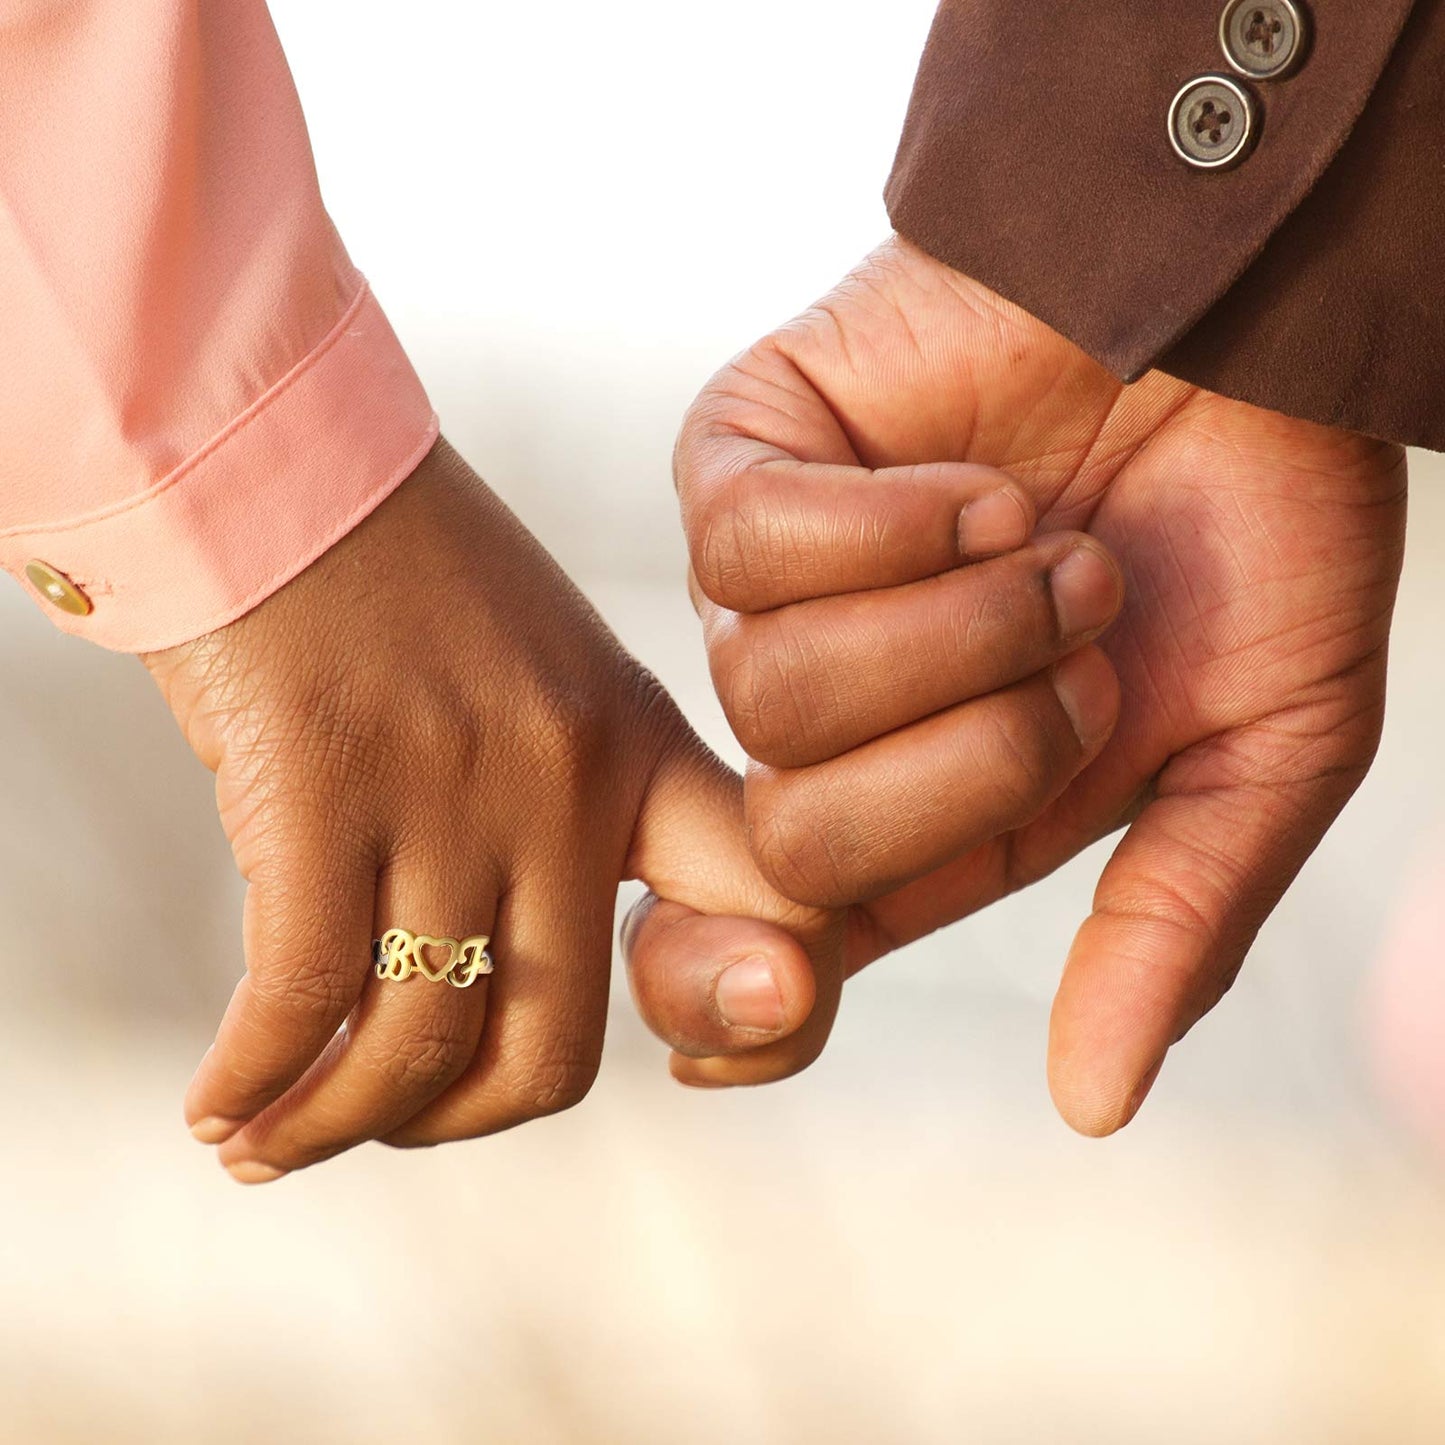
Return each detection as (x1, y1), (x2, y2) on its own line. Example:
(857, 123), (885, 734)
(284, 0), (939, 577)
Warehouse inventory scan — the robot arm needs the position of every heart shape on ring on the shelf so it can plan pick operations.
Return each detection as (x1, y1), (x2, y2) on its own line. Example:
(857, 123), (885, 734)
(373, 929), (493, 989)
(412, 934), (463, 983)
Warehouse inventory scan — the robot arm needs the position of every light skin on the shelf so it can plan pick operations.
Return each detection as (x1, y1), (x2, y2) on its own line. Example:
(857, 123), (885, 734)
(622, 237), (1408, 1135)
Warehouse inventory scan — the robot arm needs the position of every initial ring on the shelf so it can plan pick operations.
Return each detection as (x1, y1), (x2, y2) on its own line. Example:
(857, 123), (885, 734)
(372, 928), (493, 989)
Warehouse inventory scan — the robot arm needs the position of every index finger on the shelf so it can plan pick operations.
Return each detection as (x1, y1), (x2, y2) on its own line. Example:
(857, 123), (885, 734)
(678, 360), (1033, 614)
(184, 825), (377, 1142)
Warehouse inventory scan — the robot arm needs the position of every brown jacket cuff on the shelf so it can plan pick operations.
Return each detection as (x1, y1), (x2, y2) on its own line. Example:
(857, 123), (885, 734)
(886, 0), (1443, 449)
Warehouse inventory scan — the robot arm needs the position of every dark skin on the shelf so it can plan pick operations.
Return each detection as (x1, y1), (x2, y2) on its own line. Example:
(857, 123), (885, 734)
(152, 238), (1404, 1174)
(622, 238), (1407, 1135)
(148, 440), (839, 1181)
(156, 434), (1097, 1181)
(149, 413), (1127, 1179)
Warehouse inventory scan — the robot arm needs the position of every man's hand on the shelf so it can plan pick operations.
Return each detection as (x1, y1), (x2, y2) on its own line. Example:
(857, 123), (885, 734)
(147, 439), (848, 1181)
(627, 238), (1407, 1135)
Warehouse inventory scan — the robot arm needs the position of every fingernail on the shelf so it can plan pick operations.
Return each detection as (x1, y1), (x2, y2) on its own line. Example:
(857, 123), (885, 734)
(618, 892), (657, 956)
(1051, 648), (1116, 747)
(1049, 544), (1122, 640)
(1122, 1057), (1167, 1128)
(958, 489), (1030, 558)
(190, 1116), (243, 1146)
(715, 957), (786, 1033)
(224, 1160), (287, 1186)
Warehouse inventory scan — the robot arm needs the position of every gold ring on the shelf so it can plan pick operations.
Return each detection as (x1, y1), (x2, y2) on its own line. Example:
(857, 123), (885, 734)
(372, 929), (493, 989)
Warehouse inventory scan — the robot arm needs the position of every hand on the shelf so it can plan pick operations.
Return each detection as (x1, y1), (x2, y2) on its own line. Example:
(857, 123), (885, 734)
(626, 237), (1407, 1134)
(146, 439), (841, 1182)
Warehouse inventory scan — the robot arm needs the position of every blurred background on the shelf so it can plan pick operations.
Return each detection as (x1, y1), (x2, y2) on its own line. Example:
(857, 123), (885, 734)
(3, 2), (1444, 1440)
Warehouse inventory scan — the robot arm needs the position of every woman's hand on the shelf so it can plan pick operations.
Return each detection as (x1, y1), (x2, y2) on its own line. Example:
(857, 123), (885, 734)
(625, 237), (1408, 1134)
(147, 439), (848, 1182)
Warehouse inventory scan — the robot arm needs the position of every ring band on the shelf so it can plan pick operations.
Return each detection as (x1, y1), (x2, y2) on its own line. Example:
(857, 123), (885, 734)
(372, 928), (493, 990)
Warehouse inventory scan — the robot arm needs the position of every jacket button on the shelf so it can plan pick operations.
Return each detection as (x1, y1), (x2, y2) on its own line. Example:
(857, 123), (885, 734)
(23, 560), (92, 617)
(1220, 0), (1307, 81)
(1168, 75), (1258, 170)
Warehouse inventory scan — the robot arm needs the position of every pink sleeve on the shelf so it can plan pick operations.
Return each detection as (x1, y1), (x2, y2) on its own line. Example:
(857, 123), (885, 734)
(0, 0), (438, 652)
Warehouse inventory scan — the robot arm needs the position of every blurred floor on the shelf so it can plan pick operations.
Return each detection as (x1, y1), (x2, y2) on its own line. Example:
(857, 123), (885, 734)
(0, 449), (1443, 1444)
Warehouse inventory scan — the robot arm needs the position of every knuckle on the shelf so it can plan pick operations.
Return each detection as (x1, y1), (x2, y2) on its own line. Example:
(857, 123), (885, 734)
(1099, 888), (1218, 955)
(1093, 875), (1245, 1037)
(745, 773), (854, 908)
(527, 670), (618, 786)
(966, 694), (1075, 825)
(250, 961), (356, 1032)
(273, 677), (390, 791)
(378, 1022), (473, 1095)
(479, 1019), (606, 1125)
(949, 573), (1021, 655)
(518, 1039), (602, 1119)
(690, 476), (773, 609)
(470, 668), (628, 832)
(401, 700), (487, 785)
(946, 567), (1050, 674)
(225, 745), (377, 860)
(715, 623), (821, 767)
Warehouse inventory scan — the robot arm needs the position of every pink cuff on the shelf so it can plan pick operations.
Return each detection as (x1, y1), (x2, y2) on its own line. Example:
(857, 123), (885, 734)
(0, 281), (438, 654)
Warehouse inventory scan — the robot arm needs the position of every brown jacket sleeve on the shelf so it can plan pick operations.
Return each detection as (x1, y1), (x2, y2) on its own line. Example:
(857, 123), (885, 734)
(885, 0), (1445, 450)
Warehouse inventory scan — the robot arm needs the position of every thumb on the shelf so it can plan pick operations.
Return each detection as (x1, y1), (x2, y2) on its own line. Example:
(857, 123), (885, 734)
(624, 725), (846, 1087)
(1048, 715), (1378, 1137)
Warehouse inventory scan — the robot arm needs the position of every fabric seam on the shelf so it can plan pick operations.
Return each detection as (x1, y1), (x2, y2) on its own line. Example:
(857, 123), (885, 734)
(128, 411), (440, 654)
(0, 278), (376, 542)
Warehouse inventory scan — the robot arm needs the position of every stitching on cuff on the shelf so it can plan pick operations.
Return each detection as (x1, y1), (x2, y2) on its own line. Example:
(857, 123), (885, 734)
(132, 411), (440, 654)
(0, 278), (376, 542)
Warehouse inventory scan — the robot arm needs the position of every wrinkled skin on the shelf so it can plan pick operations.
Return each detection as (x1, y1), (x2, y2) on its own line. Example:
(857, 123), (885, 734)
(625, 237), (1407, 1134)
